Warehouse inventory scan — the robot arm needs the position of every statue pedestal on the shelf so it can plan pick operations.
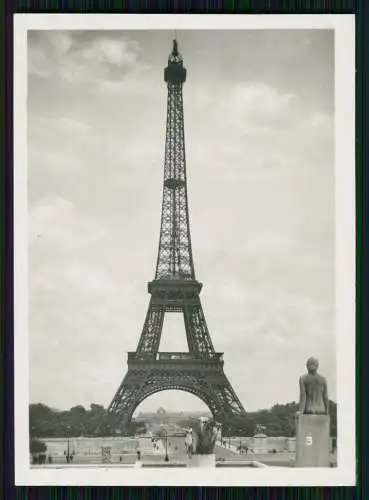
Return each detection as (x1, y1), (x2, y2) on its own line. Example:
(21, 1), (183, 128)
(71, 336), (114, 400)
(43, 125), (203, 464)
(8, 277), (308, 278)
(295, 414), (330, 467)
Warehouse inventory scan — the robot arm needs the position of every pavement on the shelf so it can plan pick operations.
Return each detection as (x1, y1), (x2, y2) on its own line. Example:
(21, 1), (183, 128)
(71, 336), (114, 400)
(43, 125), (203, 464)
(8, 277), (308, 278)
(216, 440), (240, 454)
(214, 441), (295, 466)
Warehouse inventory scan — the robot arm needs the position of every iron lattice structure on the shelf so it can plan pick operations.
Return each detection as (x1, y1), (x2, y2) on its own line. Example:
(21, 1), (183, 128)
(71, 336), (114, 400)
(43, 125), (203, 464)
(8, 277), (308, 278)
(109, 40), (247, 429)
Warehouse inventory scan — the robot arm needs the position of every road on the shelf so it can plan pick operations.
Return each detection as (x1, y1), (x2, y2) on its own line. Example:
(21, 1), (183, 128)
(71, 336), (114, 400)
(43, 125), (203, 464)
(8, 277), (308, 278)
(159, 436), (187, 458)
(157, 436), (261, 463)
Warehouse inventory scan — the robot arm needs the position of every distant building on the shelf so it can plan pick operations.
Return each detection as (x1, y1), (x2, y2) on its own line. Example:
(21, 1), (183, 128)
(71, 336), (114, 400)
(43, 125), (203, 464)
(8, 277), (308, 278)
(156, 407), (167, 424)
(135, 408), (211, 424)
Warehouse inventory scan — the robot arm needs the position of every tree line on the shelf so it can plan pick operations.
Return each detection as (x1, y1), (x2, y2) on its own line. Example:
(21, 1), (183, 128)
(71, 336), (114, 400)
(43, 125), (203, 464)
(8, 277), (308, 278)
(29, 400), (337, 439)
(29, 403), (146, 438)
(221, 401), (337, 438)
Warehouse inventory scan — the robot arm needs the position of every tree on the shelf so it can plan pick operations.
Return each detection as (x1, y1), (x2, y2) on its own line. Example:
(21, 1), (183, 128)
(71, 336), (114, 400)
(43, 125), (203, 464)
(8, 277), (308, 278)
(124, 420), (147, 437)
(192, 419), (217, 455)
(90, 403), (105, 413)
(29, 438), (47, 454)
(70, 405), (86, 415)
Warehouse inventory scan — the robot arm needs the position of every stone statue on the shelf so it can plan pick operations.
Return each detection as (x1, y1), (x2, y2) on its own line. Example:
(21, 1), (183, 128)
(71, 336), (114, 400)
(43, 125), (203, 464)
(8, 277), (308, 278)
(298, 357), (329, 415)
(254, 424), (266, 436)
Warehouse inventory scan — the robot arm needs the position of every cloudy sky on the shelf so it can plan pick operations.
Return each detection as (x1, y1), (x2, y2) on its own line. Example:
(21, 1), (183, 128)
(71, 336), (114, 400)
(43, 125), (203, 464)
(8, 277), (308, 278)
(28, 29), (335, 414)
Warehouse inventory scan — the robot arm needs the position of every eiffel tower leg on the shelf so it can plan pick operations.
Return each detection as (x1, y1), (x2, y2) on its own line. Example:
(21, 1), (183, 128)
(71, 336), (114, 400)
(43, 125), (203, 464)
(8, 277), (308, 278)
(108, 368), (152, 426)
(210, 374), (247, 426)
(136, 298), (164, 355)
(191, 369), (246, 423)
(183, 295), (215, 355)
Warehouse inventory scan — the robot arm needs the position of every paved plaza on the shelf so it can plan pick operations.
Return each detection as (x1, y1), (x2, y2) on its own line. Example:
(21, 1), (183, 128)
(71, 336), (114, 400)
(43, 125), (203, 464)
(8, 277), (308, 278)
(34, 432), (303, 467)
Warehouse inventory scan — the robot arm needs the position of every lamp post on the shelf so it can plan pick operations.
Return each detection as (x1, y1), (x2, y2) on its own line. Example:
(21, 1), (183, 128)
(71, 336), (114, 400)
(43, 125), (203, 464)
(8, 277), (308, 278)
(164, 429), (169, 462)
(64, 426), (75, 463)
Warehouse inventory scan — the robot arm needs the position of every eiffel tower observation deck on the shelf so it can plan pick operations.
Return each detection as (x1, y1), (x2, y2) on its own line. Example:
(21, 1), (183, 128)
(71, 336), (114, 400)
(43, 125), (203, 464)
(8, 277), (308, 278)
(109, 39), (247, 429)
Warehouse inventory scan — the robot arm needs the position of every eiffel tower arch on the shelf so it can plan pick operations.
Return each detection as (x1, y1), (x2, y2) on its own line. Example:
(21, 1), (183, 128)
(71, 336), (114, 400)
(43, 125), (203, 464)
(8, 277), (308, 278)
(109, 39), (247, 430)
(111, 357), (243, 426)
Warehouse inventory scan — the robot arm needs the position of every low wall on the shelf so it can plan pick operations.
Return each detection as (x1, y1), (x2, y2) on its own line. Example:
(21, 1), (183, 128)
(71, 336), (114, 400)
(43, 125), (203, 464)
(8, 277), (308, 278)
(37, 436), (156, 465)
(230, 436), (335, 453)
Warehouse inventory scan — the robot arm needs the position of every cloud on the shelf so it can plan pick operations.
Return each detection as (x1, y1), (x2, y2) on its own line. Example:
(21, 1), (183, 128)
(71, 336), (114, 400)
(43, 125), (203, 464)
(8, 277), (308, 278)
(57, 117), (93, 132)
(28, 31), (149, 87)
(28, 194), (155, 294)
(227, 83), (298, 126)
(31, 115), (92, 135)
(186, 80), (333, 192)
(241, 231), (298, 258)
(29, 196), (106, 250)
(77, 36), (139, 66)
(193, 82), (298, 133)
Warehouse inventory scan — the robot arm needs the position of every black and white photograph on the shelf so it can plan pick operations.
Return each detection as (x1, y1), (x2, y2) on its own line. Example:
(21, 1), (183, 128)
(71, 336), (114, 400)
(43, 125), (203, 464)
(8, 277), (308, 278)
(14, 14), (355, 486)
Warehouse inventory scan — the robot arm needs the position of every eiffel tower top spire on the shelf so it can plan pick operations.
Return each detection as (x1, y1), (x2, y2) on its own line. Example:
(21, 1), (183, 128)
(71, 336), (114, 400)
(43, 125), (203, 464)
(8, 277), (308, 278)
(172, 37), (178, 55)
(171, 31), (179, 57)
(154, 39), (194, 281)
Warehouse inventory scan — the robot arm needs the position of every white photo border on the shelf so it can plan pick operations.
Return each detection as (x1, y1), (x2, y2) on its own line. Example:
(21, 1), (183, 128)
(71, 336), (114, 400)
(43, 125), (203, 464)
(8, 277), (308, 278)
(14, 13), (356, 486)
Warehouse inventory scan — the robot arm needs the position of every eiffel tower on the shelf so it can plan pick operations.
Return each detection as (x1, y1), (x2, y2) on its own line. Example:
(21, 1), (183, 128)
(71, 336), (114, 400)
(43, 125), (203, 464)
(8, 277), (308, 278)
(109, 39), (247, 429)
